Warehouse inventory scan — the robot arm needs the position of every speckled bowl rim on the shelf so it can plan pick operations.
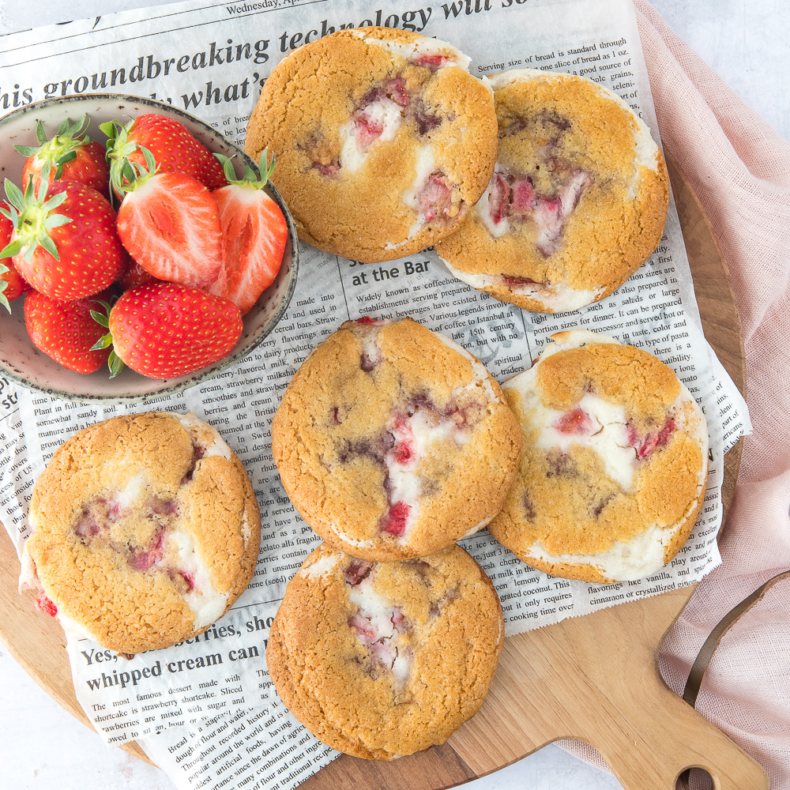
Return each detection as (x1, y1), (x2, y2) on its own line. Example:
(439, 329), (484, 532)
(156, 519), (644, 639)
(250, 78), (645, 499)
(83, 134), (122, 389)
(0, 93), (299, 404)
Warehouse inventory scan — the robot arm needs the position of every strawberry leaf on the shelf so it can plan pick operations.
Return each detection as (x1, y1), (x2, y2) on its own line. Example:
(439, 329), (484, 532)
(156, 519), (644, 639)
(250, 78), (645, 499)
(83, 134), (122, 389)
(108, 350), (124, 378)
(215, 153), (237, 183)
(35, 120), (47, 146)
(140, 145), (157, 174)
(91, 332), (113, 350)
(4, 180), (25, 213)
(56, 150), (78, 166)
(56, 118), (70, 137)
(260, 150), (276, 183)
(122, 160), (136, 185)
(14, 145), (39, 157)
(22, 239), (39, 263)
(0, 239), (23, 258)
(90, 309), (110, 328)
(42, 191), (68, 211)
(0, 263), (8, 311)
(45, 214), (72, 229)
(38, 234), (59, 261)
(99, 121), (117, 139)
(36, 161), (52, 203)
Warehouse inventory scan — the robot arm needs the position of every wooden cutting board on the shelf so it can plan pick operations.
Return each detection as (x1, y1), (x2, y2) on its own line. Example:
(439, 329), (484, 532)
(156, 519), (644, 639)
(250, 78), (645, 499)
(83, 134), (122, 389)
(0, 153), (766, 790)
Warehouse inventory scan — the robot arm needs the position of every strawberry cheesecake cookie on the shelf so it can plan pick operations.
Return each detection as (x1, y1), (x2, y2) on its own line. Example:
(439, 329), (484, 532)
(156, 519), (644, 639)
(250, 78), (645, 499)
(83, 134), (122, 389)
(489, 331), (708, 583)
(245, 28), (497, 262)
(272, 317), (521, 561)
(267, 542), (503, 759)
(20, 412), (260, 653)
(434, 70), (669, 313)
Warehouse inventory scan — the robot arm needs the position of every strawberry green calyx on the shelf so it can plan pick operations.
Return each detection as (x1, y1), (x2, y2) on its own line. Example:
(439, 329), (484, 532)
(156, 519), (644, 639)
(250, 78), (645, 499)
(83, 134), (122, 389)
(90, 299), (124, 378)
(14, 116), (91, 180)
(103, 120), (159, 194)
(0, 263), (10, 313)
(0, 163), (72, 264)
(214, 151), (276, 190)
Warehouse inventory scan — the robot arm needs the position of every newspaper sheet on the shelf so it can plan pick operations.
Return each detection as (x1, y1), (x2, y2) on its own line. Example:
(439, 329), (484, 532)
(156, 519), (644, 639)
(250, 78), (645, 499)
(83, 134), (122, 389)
(0, 0), (751, 787)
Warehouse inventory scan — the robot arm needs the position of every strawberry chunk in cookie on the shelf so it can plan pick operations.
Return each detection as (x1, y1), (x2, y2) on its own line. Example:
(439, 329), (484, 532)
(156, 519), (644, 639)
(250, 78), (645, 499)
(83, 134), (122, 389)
(272, 317), (521, 561)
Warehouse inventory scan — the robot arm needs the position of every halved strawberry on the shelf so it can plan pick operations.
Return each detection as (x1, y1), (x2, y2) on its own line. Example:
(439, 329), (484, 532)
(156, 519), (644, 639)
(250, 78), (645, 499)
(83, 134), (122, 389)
(103, 115), (227, 194)
(25, 289), (113, 373)
(0, 168), (124, 302)
(93, 281), (242, 379)
(209, 152), (287, 315)
(0, 201), (30, 311)
(16, 116), (109, 196)
(115, 153), (222, 290)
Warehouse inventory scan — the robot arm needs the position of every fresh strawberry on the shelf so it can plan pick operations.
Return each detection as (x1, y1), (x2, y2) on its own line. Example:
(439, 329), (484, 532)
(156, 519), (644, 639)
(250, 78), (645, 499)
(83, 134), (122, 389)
(117, 256), (158, 291)
(15, 116), (109, 196)
(103, 114), (227, 195)
(0, 201), (30, 311)
(209, 152), (287, 314)
(115, 151), (222, 290)
(0, 169), (124, 302)
(25, 289), (113, 373)
(93, 281), (242, 379)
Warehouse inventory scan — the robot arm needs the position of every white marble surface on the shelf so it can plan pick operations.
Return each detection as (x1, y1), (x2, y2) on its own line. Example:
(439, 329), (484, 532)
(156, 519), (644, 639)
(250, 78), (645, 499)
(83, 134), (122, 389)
(0, 2), (787, 789)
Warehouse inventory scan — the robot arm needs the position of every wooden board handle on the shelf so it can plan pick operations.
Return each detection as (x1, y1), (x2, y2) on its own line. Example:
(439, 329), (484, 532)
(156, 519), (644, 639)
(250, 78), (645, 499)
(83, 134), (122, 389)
(449, 591), (767, 790)
(588, 668), (768, 790)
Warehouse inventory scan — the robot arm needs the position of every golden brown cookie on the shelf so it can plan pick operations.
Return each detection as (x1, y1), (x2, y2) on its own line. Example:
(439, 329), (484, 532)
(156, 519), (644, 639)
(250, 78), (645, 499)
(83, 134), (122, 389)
(434, 70), (669, 313)
(245, 28), (497, 262)
(20, 412), (260, 654)
(271, 317), (521, 561)
(488, 330), (708, 582)
(267, 542), (503, 759)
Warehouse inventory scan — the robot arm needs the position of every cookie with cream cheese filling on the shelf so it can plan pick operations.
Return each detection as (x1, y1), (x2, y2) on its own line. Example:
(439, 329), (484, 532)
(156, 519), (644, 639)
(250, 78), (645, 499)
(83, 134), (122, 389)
(245, 28), (497, 262)
(20, 411), (260, 654)
(272, 317), (521, 561)
(488, 330), (708, 582)
(267, 542), (504, 759)
(434, 69), (669, 313)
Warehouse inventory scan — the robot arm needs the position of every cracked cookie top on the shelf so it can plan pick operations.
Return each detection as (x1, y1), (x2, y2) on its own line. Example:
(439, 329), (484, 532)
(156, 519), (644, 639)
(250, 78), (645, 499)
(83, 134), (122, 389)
(245, 27), (497, 263)
(21, 412), (260, 654)
(267, 542), (503, 759)
(271, 317), (521, 561)
(488, 330), (708, 583)
(435, 69), (669, 313)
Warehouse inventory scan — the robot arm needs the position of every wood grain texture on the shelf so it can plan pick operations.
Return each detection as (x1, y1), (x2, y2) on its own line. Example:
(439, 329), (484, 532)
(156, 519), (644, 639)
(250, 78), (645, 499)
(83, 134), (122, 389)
(0, 152), (762, 788)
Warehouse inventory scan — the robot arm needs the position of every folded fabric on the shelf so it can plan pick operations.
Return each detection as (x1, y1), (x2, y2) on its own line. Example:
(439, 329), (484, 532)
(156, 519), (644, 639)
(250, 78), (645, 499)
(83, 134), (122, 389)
(559, 2), (790, 786)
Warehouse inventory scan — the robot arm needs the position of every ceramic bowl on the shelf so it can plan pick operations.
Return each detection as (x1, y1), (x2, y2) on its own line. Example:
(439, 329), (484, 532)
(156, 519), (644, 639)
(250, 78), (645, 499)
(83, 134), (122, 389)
(0, 94), (298, 403)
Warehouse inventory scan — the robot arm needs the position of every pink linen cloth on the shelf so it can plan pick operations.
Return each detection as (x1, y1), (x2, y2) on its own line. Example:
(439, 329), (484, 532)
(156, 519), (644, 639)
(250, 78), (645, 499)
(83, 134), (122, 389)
(561, 1), (790, 785)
